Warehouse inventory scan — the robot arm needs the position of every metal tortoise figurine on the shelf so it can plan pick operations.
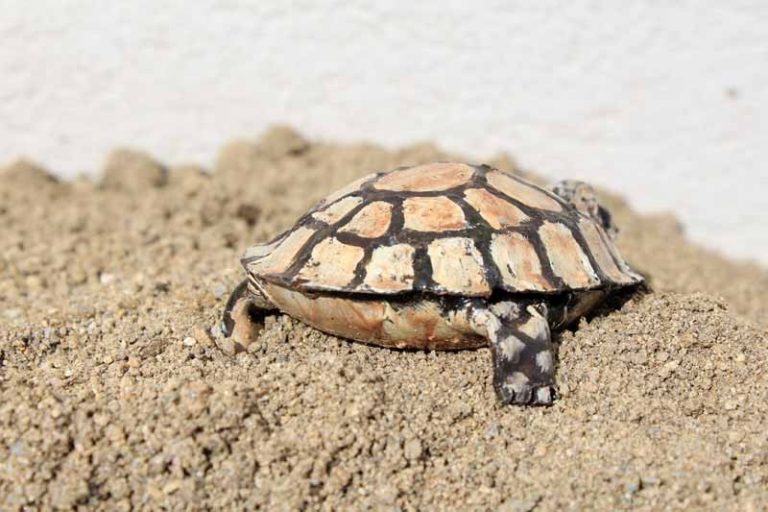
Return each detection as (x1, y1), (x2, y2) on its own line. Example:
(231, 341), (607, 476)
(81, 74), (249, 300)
(222, 162), (643, 405)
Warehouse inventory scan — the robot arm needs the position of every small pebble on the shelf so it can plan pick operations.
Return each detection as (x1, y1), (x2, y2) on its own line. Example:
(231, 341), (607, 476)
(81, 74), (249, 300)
(163, 480), (181, 495)
(213, 284), (227, 299)
(210, 324), (224, 339)
(624, 478), (641, 495)
(216, 337), (238, 356)
(404, 438), (423, 460)
(99, 273), (116, 285)
(499, 497), (540, 512)
(194, 326), (213, 346)
(182, 336), (197, 347)
(641, 475), (660, 487)
(10, 441), (26, 457)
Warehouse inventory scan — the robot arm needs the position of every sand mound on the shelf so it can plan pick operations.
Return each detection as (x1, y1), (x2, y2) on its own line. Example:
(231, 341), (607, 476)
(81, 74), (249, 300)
(1, 127), (766, 510)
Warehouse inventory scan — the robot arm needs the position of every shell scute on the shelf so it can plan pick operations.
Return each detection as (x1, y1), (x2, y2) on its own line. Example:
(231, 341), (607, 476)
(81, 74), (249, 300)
(296, 237), (364, 289)
(538, 221), (600, 288)
(245, 226), (315, 275)
(362, 243), (415, 292)
(428, 237), (490, 295)
(339, 201), (393, 238)
(486, 170), (563, 212)
(403, 196), (466, 232)
(374, 162), (474, 192)
(490, 232), (551, 292)
(578, 218), (635, 284)
(312, 195), (363, 224)
(464, 188), (530, 229)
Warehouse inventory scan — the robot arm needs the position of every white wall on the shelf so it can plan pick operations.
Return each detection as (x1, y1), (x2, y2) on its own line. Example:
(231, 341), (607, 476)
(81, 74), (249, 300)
(2, 1), (766, 265)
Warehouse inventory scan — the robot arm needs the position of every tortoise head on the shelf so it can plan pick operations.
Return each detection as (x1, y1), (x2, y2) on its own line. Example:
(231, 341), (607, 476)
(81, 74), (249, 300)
(550, 180), (618, 239)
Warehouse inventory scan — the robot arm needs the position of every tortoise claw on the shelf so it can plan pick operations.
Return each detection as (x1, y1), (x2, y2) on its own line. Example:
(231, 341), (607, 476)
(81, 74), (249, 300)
(496, 382), (557, 406)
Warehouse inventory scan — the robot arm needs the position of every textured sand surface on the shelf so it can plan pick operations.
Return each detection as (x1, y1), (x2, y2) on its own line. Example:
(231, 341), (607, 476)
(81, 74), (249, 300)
(1, 127), (767, 510)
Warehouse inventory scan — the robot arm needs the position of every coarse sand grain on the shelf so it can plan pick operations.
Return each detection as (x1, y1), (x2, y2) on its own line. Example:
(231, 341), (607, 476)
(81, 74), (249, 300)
(1, 127), (767, 510)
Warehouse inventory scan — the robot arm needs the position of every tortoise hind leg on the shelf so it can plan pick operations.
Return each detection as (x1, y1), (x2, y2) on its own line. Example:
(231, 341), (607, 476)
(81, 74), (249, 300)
(221, 279), (276, 347)
(472, 301), (557, 406)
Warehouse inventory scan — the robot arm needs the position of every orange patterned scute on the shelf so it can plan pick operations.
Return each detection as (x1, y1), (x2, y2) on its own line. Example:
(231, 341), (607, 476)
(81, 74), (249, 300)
(486, 171), (562, 212)
(539, 222), (599, 288)
(247, 226), (315, 275)
(403, 196), (466, 232)
(464, 188), (530, 229)
(578, 219), (635, 284)
(339, 201), (393, 238)
(427, 237), (490, 296)
(363, 244), (415, 292)
(374, 162), (474, 192)
(312, 195), (363, 224)
(296, 237), (365, 289)
(490, 233), (551, 291)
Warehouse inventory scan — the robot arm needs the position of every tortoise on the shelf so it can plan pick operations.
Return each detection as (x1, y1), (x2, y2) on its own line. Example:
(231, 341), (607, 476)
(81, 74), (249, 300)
(222, 162), (644, 405)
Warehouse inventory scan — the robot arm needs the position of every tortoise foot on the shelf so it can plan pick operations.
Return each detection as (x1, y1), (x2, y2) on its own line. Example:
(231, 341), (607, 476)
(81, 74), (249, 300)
(495, 378), (557, 406)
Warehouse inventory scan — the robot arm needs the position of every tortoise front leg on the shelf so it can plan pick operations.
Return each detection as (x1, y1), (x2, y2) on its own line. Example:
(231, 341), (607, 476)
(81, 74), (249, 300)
(221, 279), (276, 347)
(471, 301), (557, 406)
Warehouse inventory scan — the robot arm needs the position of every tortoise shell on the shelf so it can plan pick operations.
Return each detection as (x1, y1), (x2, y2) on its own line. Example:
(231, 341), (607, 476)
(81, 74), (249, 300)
(242, 162), (642, 297)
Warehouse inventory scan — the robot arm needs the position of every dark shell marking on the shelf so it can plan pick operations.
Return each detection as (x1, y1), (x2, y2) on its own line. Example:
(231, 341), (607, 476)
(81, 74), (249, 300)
(243, 163), (642, 297)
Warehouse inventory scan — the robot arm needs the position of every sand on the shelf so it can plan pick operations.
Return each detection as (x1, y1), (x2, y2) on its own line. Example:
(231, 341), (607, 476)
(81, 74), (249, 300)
(1, 126), (767, 510)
